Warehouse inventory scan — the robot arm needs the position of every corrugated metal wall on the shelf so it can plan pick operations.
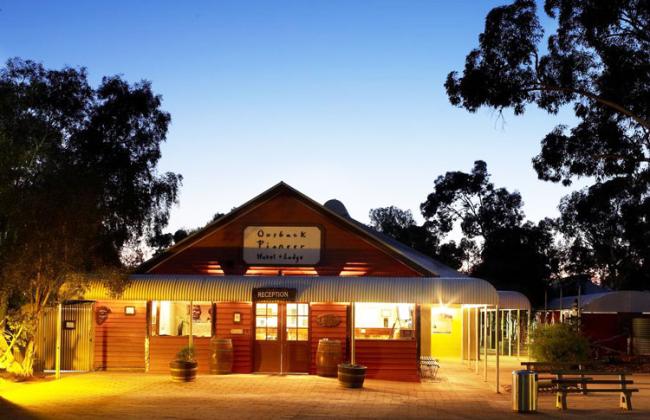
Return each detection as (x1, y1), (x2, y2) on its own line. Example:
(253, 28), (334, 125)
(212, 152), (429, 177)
(36, 302), (94, 371)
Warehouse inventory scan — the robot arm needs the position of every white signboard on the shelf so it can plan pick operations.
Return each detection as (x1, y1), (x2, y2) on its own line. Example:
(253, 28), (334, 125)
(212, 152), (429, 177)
(243, 226), (321, 265)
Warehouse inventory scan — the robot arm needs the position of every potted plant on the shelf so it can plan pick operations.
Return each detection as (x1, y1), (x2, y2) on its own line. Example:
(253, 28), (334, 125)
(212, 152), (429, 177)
(337, 362), (367, 388)
(170, 345), (198, 382)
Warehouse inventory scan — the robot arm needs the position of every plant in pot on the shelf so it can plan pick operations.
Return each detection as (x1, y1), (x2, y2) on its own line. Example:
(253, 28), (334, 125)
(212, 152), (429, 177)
(337, 362), (367, 388)
(170, 345), (198, 382)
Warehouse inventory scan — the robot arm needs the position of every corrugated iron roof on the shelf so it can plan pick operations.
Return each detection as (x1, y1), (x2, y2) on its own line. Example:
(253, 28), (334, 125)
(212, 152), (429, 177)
(497, 290), (531, 310)
(82, 275), (498, 305)
(547, 291), (650, 313)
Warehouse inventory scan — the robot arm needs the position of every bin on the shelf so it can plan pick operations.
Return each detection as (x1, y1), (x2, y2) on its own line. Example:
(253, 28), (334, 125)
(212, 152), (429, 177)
(512, 370), (538, 412)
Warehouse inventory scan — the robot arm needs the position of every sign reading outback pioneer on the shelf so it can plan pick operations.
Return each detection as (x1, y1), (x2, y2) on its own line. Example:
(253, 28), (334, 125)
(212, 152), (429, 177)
(243, 226), (321, 265)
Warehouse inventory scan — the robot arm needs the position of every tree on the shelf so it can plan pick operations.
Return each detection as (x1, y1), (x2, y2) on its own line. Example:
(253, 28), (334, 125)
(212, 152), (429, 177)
(473, 220), (560, 305)
(148, 212), (225, 255)
(368, 206), (465, 269)
(445, 0), (650, 289)
(0, 59), (181, 376)
(420, 160), (557, 301)
(420, 160), (524, 241)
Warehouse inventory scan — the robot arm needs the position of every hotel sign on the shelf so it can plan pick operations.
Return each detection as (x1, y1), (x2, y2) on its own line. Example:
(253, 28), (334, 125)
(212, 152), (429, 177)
(243, 226), (321, 265)
(253, 288), (297, 302)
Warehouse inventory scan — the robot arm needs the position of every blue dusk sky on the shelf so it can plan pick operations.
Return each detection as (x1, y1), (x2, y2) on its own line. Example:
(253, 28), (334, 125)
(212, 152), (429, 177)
(0, 0), (582, 234)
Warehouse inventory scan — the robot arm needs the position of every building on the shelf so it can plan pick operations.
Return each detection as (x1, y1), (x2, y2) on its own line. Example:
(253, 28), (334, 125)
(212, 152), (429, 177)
(39, 182), (503, 382)
(545, 290), (650, 356)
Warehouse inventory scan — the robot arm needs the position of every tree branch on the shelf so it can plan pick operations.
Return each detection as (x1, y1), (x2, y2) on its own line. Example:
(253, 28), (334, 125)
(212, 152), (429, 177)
(524, 85), (650, 130)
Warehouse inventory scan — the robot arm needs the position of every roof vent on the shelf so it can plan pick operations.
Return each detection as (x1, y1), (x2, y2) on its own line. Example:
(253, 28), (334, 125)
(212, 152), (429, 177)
(324, 199), (351, 218)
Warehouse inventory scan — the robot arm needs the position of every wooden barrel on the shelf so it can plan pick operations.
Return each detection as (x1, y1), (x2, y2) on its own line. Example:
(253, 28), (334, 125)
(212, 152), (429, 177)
(316, 339), (342, 377)
(210, 338), (234, 374)
(337, 363), (367, 388)
(169, 360), (198, 382)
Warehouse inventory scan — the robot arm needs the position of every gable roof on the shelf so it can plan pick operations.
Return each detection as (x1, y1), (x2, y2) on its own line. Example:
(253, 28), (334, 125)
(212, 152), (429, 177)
(136, 182), (464, 277)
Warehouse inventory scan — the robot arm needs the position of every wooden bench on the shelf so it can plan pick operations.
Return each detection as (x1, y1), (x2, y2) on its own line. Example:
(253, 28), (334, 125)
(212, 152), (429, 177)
(521, 362), (593, 392)
(420, 356), (440, 380)
(550, 371), (638, 410)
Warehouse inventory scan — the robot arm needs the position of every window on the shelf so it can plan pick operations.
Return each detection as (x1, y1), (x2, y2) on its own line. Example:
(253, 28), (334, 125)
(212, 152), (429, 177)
(431, 306), (454, 334)
(151, 301), (212, 337)
(354, 303), (415, 340)
(255, 303), (278, 340)
(286, 303), (309, 341)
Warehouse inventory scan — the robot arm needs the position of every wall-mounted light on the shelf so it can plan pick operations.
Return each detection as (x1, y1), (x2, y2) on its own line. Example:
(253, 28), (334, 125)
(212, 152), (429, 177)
(124, 306), (136, 316)
(233, 312), (241, 324)
(64, 320), (76, 330)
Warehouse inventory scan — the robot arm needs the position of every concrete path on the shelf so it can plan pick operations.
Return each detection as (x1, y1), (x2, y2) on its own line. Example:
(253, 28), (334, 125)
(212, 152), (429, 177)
(1, 361), (648, 419)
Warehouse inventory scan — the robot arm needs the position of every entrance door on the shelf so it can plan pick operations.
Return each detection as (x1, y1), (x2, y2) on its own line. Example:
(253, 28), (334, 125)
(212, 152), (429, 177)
(254, 302), (310, 373)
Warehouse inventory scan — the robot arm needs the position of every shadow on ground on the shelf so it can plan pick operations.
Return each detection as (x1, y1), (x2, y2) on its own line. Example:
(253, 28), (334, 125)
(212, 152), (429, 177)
(0, 397), (40, 419)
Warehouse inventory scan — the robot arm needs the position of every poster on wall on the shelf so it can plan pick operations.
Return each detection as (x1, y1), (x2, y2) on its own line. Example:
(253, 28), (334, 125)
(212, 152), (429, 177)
(243, 226), (321, 265)
(431, 311), (453, 334)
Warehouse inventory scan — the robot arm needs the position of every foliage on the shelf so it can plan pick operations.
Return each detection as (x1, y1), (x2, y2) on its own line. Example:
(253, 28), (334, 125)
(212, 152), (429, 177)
(176, 346), (196, 362)
(419, 160), (558, 300)
(148, 212), (225, 255)
(420, 160), (524, 240)
(446, 0), (650, 289)
(473, 219), (561, 305)
(0, 58), (181, 376)
(529, 323), (591, 363)
(368, 206), (465, 269)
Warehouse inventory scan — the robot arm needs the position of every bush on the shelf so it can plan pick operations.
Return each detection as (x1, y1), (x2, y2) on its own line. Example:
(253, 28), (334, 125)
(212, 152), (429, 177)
(529, 323), (590, 363)
(175, 346), (195, 362)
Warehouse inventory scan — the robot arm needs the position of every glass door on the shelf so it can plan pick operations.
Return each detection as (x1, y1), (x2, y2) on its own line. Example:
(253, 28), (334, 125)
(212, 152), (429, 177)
(254, 302), (310, 373)
(284, 303), (310, 373)
(254, 303), (281, 372)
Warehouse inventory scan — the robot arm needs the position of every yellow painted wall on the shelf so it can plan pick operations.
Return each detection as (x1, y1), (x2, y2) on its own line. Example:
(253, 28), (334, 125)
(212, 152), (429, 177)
(430, 306), (462, 358)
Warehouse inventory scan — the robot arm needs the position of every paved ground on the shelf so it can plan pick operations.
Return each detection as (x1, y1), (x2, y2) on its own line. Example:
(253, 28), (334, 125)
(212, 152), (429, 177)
(1, 360), (649, 419)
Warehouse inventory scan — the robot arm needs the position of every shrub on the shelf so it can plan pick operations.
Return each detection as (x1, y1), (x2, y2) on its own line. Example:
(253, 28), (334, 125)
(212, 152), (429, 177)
(529, 323), (590, 363)
(175, 346), (195, 362)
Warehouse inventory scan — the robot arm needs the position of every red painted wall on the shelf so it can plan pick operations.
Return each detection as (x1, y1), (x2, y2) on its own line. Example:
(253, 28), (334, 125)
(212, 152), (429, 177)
(309, 303), (349, 374)
(215, 302), (253, 373)
(149, 336), (211, 373)
(148, 192), (421, 277)
(94, 300), (146, 370)
(355, 340), (419, 382)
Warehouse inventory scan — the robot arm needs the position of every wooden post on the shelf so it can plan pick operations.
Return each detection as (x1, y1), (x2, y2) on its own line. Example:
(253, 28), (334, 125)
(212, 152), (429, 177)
(460, 307), (464, 363)
(475, 307), (479, 373)
(495, 304), (500, 393)
(188, 301), (194, 349)
(55, 303), (62, 380)
(507, 310), (512, 357)
(466, 308), (472, 369)
(517, 309), (521, 359)
(350, 302), (356, 364)
(484, 306), (488, 382)
(145, 301), (151, 372)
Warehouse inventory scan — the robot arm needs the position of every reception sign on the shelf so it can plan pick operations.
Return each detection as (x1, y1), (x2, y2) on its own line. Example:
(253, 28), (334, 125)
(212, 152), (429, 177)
(243, 226), (321, 265)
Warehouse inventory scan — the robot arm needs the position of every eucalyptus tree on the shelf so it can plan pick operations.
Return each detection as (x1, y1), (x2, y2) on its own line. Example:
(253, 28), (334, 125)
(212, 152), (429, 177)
(446, 0), (649, 288)
(0, 59), (181, 376)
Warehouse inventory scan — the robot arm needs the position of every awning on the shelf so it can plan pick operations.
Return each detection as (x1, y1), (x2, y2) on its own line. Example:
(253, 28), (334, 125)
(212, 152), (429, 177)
(497, 291), (531, 311)
(82, 275), (498, 305)
(547, 291), (650, 313)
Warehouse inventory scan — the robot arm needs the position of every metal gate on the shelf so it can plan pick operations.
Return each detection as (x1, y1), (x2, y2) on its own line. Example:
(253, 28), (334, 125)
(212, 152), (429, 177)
(36, 302), (94, 371)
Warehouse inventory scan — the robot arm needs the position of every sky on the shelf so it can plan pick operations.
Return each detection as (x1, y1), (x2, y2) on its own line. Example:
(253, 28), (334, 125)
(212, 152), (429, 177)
(0, 0), (583, 235)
